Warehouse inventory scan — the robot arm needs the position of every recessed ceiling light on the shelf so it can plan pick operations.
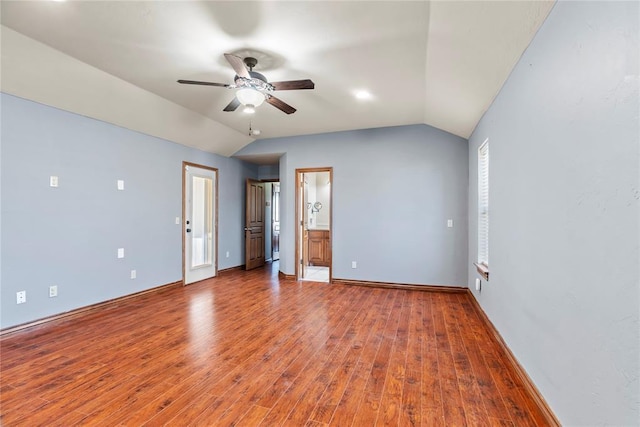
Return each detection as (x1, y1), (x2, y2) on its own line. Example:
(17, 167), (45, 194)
(354, 90), (373, 101)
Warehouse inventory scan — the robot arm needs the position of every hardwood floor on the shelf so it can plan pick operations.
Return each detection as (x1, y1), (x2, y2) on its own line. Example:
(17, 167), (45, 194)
(0, 263), (549, 426)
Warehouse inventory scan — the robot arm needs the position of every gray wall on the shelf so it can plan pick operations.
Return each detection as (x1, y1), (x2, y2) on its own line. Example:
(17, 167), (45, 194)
(1, 93), (257, 328)
(235, 124), (469, 286)
(467, 2), (639, 425)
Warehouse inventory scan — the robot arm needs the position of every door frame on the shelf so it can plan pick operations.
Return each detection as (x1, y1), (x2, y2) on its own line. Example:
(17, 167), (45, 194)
(295, 167), (333, 282)
(182, 161), (219, 285)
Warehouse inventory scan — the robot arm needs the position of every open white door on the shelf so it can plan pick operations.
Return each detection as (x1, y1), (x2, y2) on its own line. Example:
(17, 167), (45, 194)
(183, 163), (218, 284)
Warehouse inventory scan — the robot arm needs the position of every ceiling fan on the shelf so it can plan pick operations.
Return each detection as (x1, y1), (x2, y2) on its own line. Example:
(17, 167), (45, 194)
(178, 53), (315, 115)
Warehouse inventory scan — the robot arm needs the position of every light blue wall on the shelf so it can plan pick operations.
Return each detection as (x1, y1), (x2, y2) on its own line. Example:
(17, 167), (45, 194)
(257, 164), (280, 180)
(467, 1), (639, 425)
(1, 93), (257, 329)
(235, 124), (469, 286)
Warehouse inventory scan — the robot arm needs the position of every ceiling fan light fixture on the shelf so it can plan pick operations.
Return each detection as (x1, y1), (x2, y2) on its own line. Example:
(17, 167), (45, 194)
(243, 105), (256, 114)
(236, 88), (265, 108)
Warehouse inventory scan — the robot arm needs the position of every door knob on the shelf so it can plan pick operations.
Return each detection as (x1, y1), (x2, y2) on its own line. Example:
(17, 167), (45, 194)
(186, 228), (191, 233)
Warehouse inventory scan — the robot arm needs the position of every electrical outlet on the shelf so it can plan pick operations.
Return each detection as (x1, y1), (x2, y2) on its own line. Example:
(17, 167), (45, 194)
(49, 176), (59, 187)
(117, 180), (125, 190)
(117, 248), (125, 259)
(351, 261), (357, 269)
(226, 251), (230, 258)
(49, 285), (58, 298)
(475, 278), (481, 291)
(16, 291), (26, 304)
(447, 219), (454, 228)
(130, 270), (137, 279)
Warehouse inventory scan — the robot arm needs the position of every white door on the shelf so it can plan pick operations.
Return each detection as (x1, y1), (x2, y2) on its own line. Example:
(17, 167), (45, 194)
(184, 163), (217, 284)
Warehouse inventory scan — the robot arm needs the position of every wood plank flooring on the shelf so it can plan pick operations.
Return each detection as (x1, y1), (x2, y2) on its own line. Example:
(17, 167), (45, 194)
(0, 262), (549, 426)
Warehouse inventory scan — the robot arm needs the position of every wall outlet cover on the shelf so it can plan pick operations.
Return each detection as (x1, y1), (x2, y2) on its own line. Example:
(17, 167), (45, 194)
(117, 248), (125, 258)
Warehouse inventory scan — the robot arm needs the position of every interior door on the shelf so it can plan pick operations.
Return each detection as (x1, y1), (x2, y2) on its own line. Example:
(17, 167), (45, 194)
(184, 163), (217, 284)
(245, 179), (265, 270)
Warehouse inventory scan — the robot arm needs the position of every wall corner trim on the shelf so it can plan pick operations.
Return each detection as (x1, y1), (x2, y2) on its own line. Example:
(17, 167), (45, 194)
(278, 271), (296, 281)
(466, 289), (561, 426)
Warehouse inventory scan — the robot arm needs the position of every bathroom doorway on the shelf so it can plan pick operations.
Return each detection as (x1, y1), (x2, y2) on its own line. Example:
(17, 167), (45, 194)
(295, 168), (332, 282)
(262, 181), (280, 262)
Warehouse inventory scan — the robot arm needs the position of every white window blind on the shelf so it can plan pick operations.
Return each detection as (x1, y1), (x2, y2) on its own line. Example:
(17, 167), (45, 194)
(478, 139), (489, 266)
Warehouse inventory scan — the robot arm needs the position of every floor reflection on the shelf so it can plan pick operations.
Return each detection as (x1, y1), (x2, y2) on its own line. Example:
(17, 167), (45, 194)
(188, 290), (216, 358)
(302, 266), (329, 282)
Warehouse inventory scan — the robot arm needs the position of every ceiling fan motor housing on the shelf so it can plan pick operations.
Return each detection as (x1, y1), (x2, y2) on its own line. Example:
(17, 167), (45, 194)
(243, 57), (258, 70)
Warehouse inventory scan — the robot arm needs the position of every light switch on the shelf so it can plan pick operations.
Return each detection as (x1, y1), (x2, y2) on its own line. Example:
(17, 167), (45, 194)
(117, 248), (125, 259)
(175, 217), (180, 225)
(50, 176), (59, 187)
(447, 219), (454, 228)
(117, 180), (125, 190)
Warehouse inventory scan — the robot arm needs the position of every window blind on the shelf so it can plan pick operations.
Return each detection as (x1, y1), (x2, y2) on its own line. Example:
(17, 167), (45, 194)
(478, 140), (489, 265)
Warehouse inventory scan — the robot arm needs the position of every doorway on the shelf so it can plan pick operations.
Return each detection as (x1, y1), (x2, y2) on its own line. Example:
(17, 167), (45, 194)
(183, 162), (218, 284)
(245, 180), (281, 270)
(295, 168), (332, 282)
(270, 182), (280, 261)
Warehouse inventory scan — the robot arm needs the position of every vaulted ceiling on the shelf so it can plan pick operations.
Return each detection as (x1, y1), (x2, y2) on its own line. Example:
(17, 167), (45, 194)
(0, 1), (554, 157)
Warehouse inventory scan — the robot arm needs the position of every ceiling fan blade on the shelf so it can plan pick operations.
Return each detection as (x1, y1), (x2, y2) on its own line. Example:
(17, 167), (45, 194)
(270, 79), (315, 91)
(224, 53), (250, 79)
(266, 95), (296, 114)
(177, 80), (229, 87)
(223, 97), (241, 112)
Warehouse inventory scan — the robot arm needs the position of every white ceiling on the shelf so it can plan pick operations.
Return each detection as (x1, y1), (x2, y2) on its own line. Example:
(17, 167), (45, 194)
(0, 1), (554, 158)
